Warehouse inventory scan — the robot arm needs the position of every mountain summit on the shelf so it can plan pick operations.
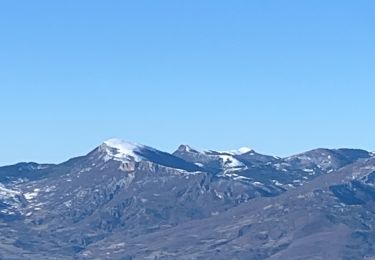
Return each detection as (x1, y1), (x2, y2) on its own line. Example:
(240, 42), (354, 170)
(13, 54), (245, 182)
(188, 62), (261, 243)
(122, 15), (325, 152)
(101, 138), (149, 162)
(98, 138), (202, 172)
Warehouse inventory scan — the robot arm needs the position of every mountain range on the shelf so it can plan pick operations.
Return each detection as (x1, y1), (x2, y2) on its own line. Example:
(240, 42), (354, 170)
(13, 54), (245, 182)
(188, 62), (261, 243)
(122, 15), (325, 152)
(1, 138), (375, 259)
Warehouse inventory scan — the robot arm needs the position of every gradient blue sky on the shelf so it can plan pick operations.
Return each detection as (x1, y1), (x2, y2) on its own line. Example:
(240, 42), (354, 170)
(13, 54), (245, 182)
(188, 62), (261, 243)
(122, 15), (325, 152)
(1, 1), (374, 165)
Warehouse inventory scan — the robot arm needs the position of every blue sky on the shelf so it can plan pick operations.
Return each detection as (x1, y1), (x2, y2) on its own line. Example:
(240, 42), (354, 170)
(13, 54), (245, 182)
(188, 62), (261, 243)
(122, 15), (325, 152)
(1, 1), (374, 165)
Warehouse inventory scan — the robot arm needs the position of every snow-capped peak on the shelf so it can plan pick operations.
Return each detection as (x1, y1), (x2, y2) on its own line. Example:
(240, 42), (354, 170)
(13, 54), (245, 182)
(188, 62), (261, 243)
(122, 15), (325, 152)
(235, 147), (253, 154)
(223, 147), (253, 155)
(102, 138), (148, 162)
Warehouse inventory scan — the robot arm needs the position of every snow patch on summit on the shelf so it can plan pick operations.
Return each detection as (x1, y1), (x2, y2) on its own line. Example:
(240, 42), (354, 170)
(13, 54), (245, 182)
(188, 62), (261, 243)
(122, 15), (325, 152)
(103, 139), (146, 162)
(229, 147), (253, 155)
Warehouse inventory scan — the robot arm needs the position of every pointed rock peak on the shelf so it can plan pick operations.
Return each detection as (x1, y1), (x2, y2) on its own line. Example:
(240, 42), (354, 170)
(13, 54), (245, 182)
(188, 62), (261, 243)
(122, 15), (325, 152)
(176, 144), (200, 154)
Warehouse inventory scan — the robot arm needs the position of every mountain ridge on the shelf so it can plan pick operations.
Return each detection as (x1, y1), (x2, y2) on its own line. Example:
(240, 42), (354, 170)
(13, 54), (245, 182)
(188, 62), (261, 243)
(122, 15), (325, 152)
(0, 138), (375, 259)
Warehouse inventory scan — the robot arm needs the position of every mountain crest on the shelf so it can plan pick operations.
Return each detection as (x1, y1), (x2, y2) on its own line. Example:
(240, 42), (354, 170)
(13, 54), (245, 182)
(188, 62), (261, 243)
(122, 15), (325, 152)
(224, 147), (253, 155)
(101, 138), (148, 162)
(176, 144), (200, 154)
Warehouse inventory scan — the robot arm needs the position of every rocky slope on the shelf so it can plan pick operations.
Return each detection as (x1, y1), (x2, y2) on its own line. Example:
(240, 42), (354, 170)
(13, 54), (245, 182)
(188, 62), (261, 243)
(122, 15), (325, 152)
(0, 139), (374, 259)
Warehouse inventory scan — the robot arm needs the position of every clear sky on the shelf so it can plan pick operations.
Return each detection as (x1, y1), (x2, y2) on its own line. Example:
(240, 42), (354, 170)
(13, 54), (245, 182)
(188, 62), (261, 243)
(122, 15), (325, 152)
(1, 1), (374, 165)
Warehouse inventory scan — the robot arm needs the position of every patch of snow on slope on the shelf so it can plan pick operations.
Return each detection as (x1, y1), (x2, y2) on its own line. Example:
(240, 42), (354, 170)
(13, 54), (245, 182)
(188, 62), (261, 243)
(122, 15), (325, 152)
(219, 155), (245, 168)
(183, 145), (198, 153)
(0, 185), (24, 214)
(24, 188), (40, 200)
(0, 185), (21, 198)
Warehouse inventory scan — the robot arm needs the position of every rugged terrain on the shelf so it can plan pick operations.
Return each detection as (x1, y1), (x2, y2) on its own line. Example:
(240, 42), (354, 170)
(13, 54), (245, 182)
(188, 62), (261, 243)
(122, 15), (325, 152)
(0, 139), (374, 259)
